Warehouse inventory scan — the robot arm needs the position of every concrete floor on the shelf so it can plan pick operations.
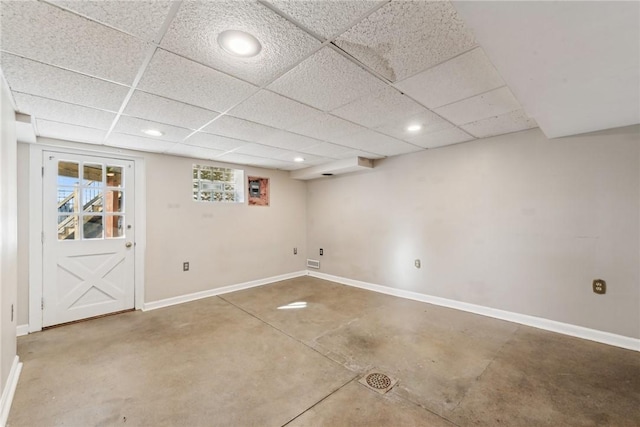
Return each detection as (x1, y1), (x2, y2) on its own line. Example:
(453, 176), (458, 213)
(8, 276), (640, 426)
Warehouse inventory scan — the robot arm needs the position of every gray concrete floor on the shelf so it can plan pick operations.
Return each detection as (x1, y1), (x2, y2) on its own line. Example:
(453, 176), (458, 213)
(8, 276), (640, 426)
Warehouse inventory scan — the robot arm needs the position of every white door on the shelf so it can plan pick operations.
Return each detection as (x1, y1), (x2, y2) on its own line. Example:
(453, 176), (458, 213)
(42, 151), (135, 327)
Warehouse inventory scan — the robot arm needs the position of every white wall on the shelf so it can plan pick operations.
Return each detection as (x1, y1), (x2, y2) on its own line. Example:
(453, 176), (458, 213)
(307, 126), (640, 339)
(16, 141), (307, 324)
(0, 82), (18, 389)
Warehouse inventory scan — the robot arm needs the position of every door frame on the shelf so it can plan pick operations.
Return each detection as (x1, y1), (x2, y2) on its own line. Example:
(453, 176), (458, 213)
(28, 141), (146, 332)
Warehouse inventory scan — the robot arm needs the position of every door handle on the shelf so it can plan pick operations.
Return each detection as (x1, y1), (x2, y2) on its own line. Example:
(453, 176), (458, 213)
(125, 242), (133, 248)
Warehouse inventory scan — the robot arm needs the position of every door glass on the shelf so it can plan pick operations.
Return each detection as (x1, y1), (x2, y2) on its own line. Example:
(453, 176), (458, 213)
(106, 166), (123, 187)
(57, 187), (77, 214)
(83, 164), (102, 187)
(83, 189), (103, 213)
(58, 215), (79, 240)
(57, 161), (79, 186)
(83, 215), (103, 239)
(105, 190), (123, 212)
(105, 215), (124, 238)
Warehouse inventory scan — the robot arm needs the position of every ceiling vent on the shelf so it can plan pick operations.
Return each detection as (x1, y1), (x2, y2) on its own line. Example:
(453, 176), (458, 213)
(290, 157), (373, 180)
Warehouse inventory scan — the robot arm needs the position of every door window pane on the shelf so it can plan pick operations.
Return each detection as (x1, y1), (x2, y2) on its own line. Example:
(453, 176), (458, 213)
(83, 215), (103, 239)
(83, 164), (102, 187)
(58, 215), (79, 240)
(58, 161), (79, 186)
(106, 166), (123, 187)
(58, 187), (78, 213)
(83, 189), (103, 212)
(105, 190), (123, 212)
(105, 215), (124, 238)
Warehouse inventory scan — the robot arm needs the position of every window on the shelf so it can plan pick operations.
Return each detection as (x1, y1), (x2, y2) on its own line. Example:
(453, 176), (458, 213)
(193, 164), (245, 203)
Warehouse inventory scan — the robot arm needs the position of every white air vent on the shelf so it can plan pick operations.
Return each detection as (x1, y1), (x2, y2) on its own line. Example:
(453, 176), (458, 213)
(307, 259), (320, 269)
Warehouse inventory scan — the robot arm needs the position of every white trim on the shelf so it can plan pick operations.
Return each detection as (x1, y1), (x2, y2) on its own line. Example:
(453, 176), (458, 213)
(308, 271), (640, 352)
(27, 142), (147, 331)
(0, 356), (22, 427)
(143, 271), (307, 311)
(16, 325), (29, 337)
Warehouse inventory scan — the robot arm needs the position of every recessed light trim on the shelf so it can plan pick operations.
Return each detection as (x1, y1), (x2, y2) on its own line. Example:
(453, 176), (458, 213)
(143, 129), (163, 137)
(218, 30), (262, 58)
(407, 124), (422, 132)
(294, 157), (305, 163)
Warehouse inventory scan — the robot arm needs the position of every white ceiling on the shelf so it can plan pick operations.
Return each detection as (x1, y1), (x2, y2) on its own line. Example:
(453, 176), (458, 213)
(1, 0), (633, 171)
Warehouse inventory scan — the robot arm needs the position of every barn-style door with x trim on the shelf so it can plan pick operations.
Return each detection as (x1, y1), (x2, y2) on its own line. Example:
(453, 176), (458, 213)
(42, 151), (135, 327)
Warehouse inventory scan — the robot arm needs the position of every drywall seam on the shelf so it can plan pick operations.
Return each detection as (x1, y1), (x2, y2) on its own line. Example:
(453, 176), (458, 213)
(0, 356), (22, 427)
(143, 271), (308, 311)
(308, 271), (640, 352)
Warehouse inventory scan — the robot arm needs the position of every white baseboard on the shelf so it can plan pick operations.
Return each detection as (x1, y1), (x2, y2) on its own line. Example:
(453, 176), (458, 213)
(0, 356), (22, 427)
(308, 271), (640, 352)
(16, 325), (29, 337)
(143, 271), (308, 311)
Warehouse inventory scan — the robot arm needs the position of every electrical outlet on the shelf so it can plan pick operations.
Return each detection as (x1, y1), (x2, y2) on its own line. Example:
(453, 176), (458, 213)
(593, 279), (606, 294)
(183, 262), (189, 272)
(319, 248), (323, 256)
(293, 247), (297, 255)
(414, 259), (421, 269)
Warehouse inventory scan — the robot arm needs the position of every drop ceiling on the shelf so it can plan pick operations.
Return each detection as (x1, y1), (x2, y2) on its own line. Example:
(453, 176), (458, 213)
(0, 1), (634, 172)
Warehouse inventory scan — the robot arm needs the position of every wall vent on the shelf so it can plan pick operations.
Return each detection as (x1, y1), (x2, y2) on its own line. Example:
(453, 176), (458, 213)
(307, 259), (320, 269)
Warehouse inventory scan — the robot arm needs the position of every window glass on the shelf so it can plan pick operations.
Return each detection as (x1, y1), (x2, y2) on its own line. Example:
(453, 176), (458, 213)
(193, 164), (245, 203)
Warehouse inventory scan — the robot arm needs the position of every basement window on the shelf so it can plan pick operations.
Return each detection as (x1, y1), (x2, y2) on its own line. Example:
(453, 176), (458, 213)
(192, 164), (245, 203)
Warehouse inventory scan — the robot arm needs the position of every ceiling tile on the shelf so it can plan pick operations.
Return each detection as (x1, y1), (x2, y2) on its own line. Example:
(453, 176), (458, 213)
(184, 132), (249, 152)
(258, 131), (323, 151)
(268, 47), (387, 111)
(266, 0), (377, 39)
(137, 49), (257, 112)
(435, 87), (522, 125)
(112, 116), (192, 142)
(51, 0), (173, 41)
(374, 109), (453, 141)
(215, 152), (274, 167)
(160, 1), (319, 85)
(407, 127), (474, 149)
(0, 1), (149, 84)
(331, 86), (424, 128)
(36, 119), (106, 144)
(298, 142), (356, 159)
(1, 53), (129, 112)
(14, 93), (116, 130)
(228, 90), (324, 129)
(394, 48), (505, 109)
(106, 133), (175, 153)
(332, 128), (419, 156)
(124, 91), (219, 130)
(334, 1), (476, 82)
(201, 116), (279, 142)
(167, 144), (225, 160)
(335, 149), (385, 160)
(276, 152), (331, 165)
(288, 113), (363, 142)
(232, 143), (291, 159)
(461, 109), (538, 138)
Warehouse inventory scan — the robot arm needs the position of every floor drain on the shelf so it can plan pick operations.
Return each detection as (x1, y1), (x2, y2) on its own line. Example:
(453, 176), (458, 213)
(358, 370), (398, 394)
(366, 373), (391, 389)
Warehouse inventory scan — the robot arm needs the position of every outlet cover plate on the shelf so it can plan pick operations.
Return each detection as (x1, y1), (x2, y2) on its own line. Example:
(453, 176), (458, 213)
(593, 279), (606, 294)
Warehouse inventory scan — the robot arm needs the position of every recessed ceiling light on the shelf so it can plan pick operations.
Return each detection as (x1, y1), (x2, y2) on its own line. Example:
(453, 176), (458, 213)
(407, 124), (422, 132)
(294, 157), (305, 163)
(143, 129), (163, 137)
(218, 30), (262, 58)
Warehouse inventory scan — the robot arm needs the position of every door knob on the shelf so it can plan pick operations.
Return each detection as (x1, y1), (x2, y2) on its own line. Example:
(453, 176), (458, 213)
(125, 242), (133, 248)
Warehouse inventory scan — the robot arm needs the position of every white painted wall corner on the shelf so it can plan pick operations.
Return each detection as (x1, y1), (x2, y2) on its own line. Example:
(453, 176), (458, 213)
(16, 325), (28, 337)
(0, 356), (22, 427)
(143, 270), (308, 311)
(308, 271), (640, 352)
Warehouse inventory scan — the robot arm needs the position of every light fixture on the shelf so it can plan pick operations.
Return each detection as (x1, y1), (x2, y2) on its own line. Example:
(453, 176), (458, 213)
(143, 129), (163, 137)
(217, 30), (262, 57)
(294, 157), (305, 163)
(407, 124), (422, 132)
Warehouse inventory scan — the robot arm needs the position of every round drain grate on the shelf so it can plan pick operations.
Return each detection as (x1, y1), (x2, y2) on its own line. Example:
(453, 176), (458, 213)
(366, 373), (392, 390)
